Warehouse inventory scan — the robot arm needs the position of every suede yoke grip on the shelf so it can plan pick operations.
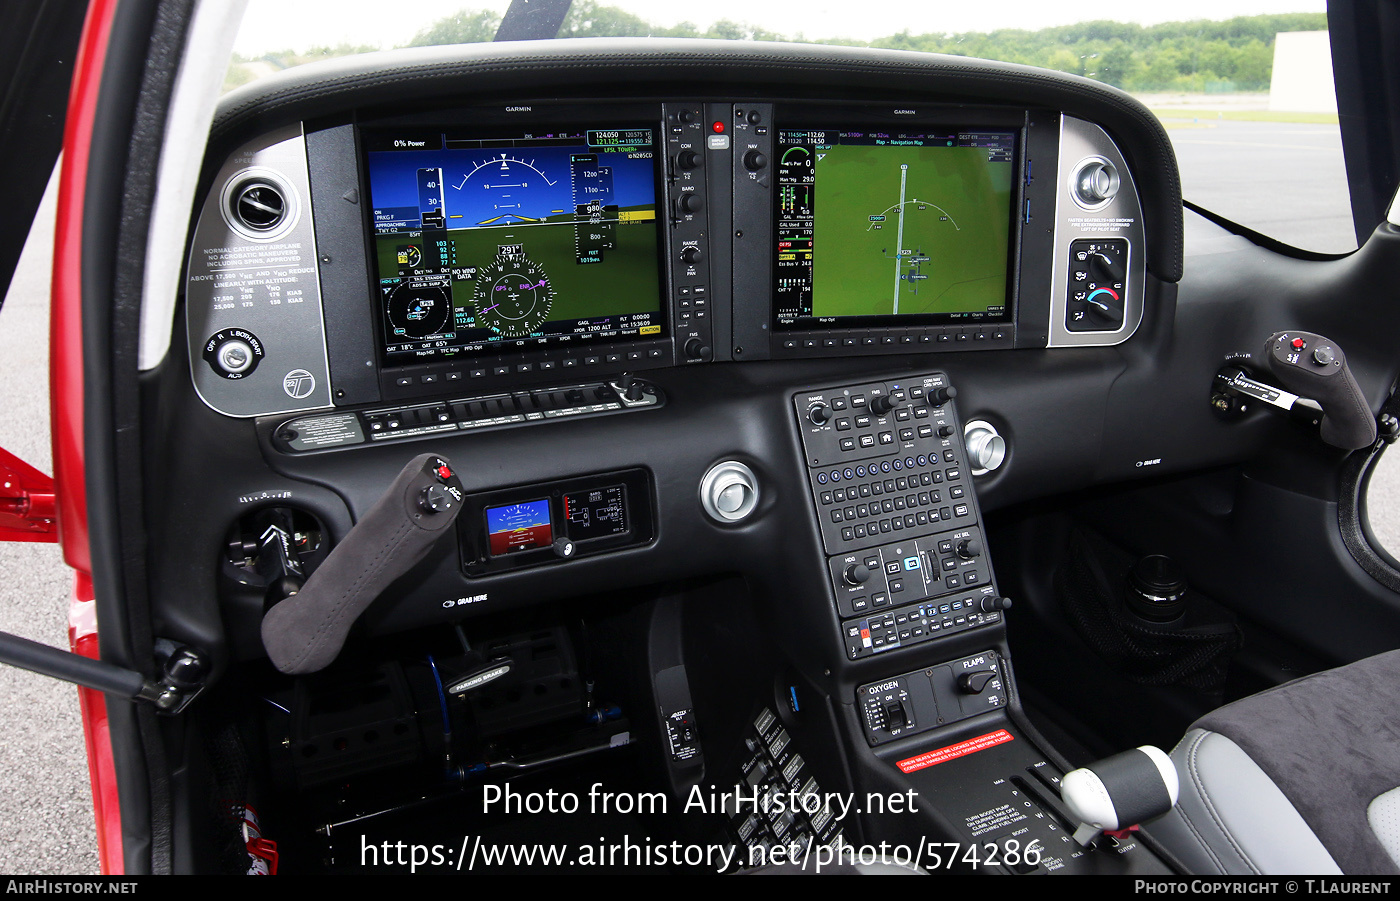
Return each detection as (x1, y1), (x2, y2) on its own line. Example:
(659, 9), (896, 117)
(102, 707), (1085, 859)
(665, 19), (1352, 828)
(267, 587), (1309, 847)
(262, 453), (464, 674)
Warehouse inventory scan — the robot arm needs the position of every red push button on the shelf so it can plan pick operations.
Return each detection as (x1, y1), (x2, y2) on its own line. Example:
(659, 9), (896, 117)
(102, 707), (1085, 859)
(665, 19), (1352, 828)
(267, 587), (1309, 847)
(1292, 337), (1306, 350)
(437, 464), (452, 480)
(712, 121), (725, 133)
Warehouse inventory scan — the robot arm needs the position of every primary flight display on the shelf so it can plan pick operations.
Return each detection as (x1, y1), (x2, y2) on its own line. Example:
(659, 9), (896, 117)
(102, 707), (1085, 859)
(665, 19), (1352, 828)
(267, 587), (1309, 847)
(364, 126), (665, 367)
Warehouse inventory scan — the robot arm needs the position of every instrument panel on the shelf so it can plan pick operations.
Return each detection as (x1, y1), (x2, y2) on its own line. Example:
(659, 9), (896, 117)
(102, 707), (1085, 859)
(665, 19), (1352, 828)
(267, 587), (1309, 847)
(185, 98), (1147, 421)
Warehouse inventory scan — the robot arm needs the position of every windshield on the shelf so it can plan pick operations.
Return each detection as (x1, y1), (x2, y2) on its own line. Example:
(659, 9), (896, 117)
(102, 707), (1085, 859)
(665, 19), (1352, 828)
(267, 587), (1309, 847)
(230, 0), (1351, 254)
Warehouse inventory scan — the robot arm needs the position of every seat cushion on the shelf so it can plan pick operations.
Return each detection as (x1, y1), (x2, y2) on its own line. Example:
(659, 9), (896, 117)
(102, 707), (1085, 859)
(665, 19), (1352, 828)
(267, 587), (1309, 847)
(1179, 649), (1400, 874)
(1150, 729), (1342, 875)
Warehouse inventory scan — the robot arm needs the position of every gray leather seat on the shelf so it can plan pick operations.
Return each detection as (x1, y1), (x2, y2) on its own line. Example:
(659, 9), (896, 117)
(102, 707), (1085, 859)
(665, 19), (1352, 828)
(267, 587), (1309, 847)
(1148, 649), (1400, 875)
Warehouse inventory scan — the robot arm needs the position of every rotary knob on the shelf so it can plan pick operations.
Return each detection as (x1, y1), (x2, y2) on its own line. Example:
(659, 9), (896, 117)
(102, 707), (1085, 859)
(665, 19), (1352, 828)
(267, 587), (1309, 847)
(956, 539), (983, 559)
(678, 192), (703, 213)
(843, 563), (871, 586)
(676, 149), (702, 170)
(870, 395), (899, 415)
(808, 403), (832, 425)
(744, 150), (767, 171)
(681, 245), (703, 264)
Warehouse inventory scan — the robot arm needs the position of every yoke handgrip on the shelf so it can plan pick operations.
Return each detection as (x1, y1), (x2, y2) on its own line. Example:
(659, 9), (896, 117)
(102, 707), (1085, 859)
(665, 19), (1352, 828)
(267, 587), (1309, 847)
(261, 453), (464, 675)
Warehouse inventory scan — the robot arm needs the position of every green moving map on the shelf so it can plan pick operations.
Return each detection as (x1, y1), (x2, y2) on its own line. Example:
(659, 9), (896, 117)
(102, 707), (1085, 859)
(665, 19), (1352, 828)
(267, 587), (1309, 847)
(810, 145), (1013, 318)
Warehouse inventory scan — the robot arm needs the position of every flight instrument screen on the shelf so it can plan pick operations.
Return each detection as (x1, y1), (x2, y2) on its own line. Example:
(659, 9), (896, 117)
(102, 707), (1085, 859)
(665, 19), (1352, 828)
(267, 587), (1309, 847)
(773, 127), (1017, 330)
(363, 125), (665, 367)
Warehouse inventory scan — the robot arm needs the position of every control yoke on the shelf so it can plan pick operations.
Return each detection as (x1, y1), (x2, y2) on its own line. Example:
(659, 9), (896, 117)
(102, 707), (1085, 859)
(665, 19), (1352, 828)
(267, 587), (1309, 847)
(262, 453), (464, 675)
(1213, 331), (1378, 450)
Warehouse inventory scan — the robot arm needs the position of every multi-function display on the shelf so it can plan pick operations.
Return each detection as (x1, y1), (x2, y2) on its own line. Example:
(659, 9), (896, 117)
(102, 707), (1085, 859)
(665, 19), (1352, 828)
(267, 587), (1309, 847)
(774, 127), (1017, 330)
(364, 126), (666, 367)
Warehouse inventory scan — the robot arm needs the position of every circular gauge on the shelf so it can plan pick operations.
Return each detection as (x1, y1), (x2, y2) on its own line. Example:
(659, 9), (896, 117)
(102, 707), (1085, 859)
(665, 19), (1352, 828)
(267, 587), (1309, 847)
(401, 245), (422, 268)
(471, 250), (555, 338)
(385, 282), (452, 339)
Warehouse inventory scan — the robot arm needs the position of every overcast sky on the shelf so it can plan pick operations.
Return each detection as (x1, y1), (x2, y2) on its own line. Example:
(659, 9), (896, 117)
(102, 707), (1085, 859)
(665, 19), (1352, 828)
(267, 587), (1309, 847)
(234, 0), (1328, 55)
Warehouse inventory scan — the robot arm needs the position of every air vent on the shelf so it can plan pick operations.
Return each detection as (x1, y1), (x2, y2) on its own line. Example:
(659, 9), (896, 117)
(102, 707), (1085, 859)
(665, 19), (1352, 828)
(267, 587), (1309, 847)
(233, 182), (286, 232)
(219, 167), (298, 241)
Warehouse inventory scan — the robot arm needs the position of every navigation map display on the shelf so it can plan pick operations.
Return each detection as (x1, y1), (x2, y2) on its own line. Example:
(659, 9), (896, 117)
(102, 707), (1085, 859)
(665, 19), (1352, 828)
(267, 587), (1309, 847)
(364, 126), (665, 367)
(774, 127), (1017, 330)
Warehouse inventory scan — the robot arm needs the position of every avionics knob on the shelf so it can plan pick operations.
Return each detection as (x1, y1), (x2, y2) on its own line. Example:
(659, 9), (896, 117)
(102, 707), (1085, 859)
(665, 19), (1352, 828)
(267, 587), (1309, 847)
(684, 338), (713, 362)
(843, 563), (871, 586)
(553, 537), (576, 558)
(678, 109), (698, 124)
(744, 150), (767, 171)
(681, 245), (702, 264)
(808, 403), (832, 425)
(937, 424), (955, 438)
(978, 596), (1013, 614)
(870, 395), (899, 415)
(678, 192), (703, 213)
(929, 386), (958, 405)
(676, 149), (701, 170)
(957, 671), (998, 694)
(956, 539), (983, 559)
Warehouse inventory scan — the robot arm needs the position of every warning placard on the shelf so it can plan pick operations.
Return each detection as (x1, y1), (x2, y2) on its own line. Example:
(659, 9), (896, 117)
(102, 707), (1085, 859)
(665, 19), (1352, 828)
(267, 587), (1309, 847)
(896, 729), (1014, 773)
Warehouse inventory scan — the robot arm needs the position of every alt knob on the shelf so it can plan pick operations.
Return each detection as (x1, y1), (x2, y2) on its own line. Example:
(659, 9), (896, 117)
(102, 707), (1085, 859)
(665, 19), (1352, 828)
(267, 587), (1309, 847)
(843, 563), (871, 586)
(956, 539), (983, 559)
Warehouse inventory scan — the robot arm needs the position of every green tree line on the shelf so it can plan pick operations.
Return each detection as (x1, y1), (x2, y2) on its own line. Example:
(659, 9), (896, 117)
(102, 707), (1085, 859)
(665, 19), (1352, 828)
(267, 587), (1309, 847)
(232, 5), (1330, 94)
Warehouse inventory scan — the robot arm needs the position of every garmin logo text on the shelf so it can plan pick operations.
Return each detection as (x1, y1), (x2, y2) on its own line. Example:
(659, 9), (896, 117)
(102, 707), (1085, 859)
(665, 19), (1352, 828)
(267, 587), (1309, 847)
(506, 106), (533, 112)
(893, 109), (916, 115)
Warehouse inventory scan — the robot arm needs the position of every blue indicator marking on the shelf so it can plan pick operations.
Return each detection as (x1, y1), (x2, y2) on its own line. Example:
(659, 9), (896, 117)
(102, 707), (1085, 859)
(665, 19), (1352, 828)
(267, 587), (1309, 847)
(904, 556), (920, 571)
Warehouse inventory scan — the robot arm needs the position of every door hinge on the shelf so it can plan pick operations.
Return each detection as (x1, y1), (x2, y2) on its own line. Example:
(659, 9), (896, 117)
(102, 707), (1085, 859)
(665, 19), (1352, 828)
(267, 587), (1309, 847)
(0, 447), (57, 542)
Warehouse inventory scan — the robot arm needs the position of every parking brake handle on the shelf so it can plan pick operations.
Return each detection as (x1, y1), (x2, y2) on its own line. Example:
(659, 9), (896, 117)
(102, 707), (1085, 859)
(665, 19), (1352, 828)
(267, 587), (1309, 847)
(262, 453), (464, 675)
(1262, 331), (1377, 450)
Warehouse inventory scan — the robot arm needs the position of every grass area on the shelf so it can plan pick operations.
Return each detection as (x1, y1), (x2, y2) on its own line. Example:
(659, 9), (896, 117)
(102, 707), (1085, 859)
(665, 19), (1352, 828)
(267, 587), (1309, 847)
(1148, 108), (1339, 125)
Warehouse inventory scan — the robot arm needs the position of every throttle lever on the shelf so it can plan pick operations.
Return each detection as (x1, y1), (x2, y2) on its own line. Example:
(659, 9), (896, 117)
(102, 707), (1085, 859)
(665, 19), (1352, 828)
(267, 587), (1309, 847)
(261, 453), (464, 675)
(1262, 331), (1377, 450)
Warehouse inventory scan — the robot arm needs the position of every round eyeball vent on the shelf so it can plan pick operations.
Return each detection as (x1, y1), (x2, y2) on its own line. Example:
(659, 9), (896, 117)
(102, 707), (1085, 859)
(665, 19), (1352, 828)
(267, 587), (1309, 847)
(234, 182), (286, 232)
(219, 168), (299, 241)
